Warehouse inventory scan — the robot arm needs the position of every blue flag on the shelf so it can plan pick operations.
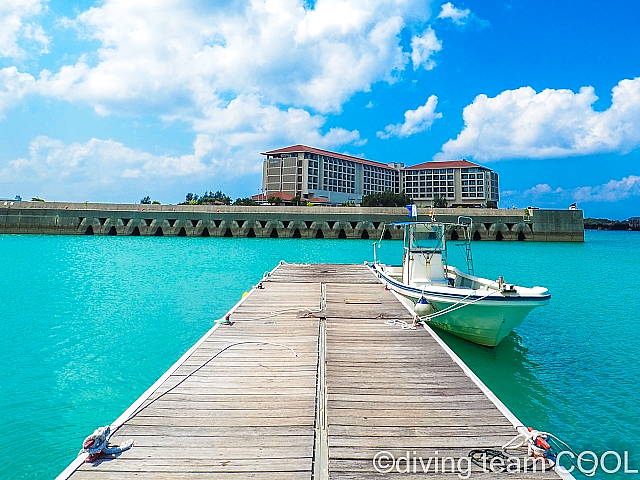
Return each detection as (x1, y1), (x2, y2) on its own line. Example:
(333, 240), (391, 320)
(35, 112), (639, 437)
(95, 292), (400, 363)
(406, 204), (417, 217)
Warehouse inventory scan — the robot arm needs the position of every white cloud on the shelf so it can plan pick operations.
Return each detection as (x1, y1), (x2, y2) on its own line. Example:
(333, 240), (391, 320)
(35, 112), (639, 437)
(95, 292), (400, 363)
(0, 0), (49, 58)
(377, 95), (442, 139)
(572, 175), (640, 203)
(1, 136), (210, 183)
(521, 183), (563, 196)
(437, 77), (640, 161)
(37, 0), (433, 115)
(0, 67), (37, 118)
(437, 2), (470, 25)
(504, 176), (640, 206)
(1, 0), (446, 189)
(6, 0), (435, 180)
(410, 27), (442, 70)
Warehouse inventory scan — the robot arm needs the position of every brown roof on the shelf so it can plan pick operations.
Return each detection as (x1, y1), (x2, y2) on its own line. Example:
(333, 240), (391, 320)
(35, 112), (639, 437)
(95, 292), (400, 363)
(250, 191), (295, 201)
(261, 145), (396, 170)
(307, 197), (331, 203)
(405, 159), (485, 170)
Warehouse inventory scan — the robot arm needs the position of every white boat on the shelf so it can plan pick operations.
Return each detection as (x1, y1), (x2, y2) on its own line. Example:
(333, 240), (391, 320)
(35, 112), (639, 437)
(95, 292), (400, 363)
(368, 218), (550, 347)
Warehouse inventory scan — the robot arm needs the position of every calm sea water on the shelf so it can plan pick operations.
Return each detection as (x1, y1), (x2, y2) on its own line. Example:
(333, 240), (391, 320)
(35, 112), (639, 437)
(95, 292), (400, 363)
(0, 231), (638, 478)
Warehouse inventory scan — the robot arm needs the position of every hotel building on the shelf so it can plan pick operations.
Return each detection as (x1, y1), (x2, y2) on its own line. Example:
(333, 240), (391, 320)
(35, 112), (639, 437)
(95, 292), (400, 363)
(260, 145), (499, 207)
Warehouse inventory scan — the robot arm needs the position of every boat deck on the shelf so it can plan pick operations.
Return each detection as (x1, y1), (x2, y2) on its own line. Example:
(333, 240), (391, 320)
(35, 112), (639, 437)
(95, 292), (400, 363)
(60, 263), (566, 479)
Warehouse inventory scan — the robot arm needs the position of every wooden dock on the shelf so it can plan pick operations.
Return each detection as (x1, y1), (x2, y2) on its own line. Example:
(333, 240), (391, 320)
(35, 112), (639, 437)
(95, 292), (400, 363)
(59, 263), (570, 479)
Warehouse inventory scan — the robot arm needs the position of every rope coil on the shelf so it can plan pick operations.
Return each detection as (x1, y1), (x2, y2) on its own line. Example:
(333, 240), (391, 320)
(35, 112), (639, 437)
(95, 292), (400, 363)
(79, 426), (134, 462)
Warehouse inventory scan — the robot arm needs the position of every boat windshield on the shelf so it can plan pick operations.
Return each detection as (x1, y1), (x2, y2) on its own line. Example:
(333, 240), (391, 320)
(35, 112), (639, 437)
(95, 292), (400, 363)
(406, 223), (445, 253)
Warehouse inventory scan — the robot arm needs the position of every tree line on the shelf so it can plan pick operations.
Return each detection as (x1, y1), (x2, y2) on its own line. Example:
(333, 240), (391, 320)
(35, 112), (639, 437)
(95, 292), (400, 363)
(140, 190), (491, 208)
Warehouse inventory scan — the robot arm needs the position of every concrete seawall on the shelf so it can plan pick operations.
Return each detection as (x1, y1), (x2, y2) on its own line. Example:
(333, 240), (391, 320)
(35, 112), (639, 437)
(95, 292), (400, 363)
(0, 202), (584, 241)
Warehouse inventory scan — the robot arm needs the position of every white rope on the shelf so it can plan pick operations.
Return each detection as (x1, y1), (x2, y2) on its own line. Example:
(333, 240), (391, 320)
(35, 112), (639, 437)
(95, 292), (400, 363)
(219, 306), (324, 323)
(416, 279), (500, 321)
(503, 428), (550, 457)
(79, 426), (134, 461)
(503, 427), (596, 476)
(384, 319), (416, 330)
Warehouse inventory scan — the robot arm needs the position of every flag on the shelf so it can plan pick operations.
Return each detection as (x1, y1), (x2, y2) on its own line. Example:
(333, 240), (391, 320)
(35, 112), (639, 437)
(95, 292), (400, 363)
(406, 204), (417, 217)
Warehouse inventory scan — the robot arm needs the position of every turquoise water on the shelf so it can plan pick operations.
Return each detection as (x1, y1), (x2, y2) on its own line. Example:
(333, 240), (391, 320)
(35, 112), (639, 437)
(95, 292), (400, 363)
(0, 232), (638, 478)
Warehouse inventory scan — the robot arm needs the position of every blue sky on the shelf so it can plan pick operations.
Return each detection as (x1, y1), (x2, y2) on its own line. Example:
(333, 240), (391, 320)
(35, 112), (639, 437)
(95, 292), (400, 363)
(1, 0), (639, 219)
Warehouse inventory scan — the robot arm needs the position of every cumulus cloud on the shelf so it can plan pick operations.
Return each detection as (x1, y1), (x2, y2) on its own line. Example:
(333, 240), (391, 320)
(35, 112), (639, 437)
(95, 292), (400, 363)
(0, 0), (446, 190)
(410, 27), (442, 70)
(437, 2), (470, 25)
(377, 95), (442, 139)
(0, 67), (37, 118)
(37, 0), (433, 115)
(437, 77), (640, 161)
(1, 136), (210, 183)
(0, 0), (49, 58)
(436, 2), (487, 28)
(505, 176), (640, 206)
(572, 175), (640, 203)
(522, 183), (563, 196)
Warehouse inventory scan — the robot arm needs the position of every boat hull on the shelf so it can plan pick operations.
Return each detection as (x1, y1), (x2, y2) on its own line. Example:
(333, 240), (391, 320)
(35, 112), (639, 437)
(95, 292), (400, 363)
(371, 266), (549, 347)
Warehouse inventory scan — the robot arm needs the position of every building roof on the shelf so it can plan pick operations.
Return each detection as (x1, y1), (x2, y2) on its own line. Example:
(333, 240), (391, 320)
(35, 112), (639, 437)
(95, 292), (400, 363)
(307, 197), (331, 203)
(405, 159), (485, 170)
(261, 144), (396, 170)
(250, 191), (295, 201)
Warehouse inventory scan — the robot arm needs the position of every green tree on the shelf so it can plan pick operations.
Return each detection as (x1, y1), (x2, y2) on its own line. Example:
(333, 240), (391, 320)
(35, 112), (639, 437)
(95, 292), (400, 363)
(140, 196), (151, 204)
(201, 190), (232, 205)
(432, 195), (448, 208)
(291, 195), (303, 206)
(268, 196), (282, 205)
(151, 200), (161, 204)
(360, 190), (412, 207)
(486, 200), (498, 209)
(234, 197), (259, 206)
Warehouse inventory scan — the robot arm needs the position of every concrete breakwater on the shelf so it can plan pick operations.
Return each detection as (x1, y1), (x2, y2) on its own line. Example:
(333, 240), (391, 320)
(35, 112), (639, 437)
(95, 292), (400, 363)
(0, 202), (584, 241)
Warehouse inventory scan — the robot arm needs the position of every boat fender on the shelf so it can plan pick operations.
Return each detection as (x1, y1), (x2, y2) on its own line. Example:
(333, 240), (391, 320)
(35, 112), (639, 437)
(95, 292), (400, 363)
(528, 427), (551, 453)
(414, 297), (433, 316)
(242, 292), (249, 298)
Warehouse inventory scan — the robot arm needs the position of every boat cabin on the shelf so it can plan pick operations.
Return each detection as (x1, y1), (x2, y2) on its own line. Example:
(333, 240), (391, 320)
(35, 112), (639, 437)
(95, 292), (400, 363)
(401, 223), (449, 287)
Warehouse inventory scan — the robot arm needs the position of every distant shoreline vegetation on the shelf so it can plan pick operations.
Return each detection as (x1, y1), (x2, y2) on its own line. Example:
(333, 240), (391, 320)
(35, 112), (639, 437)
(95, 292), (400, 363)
(584, 217), (640, 230)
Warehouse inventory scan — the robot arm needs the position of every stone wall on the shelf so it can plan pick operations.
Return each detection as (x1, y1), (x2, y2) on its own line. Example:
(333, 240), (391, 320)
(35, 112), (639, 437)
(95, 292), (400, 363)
(0, 202), (584, 241)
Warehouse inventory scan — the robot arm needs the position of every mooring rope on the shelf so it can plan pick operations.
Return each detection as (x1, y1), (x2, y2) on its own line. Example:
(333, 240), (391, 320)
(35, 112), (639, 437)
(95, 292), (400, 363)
(78, 426), (134, 463)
